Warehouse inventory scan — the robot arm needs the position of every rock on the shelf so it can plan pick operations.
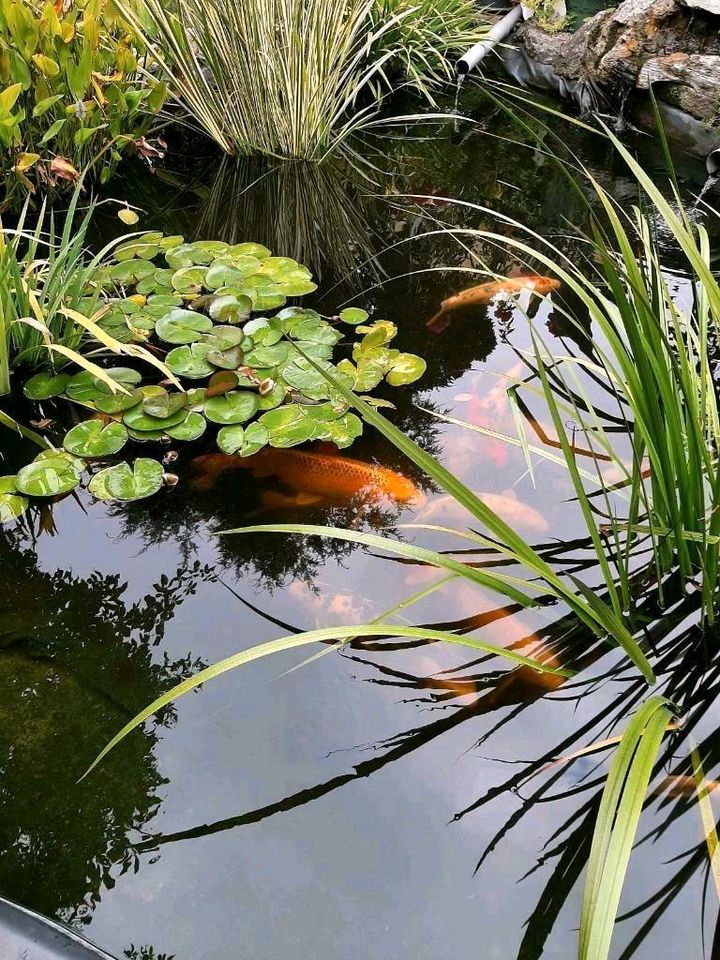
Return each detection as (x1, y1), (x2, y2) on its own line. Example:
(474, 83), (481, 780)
(679, 0), (720, 14)
(637, 54), (720, 120)
(513, 0), (720, 120)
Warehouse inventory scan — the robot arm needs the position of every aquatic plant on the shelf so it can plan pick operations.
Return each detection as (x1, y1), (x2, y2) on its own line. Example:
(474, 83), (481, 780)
(4, 232), (426, 518)
(0, 0), (166, 198)
(117, 0), (485, 159)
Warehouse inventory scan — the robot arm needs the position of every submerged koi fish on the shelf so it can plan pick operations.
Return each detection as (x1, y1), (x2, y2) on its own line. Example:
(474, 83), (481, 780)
(653, 775), (720, 799)
(191, 447), (422, 506)
(427, 275), (561, 332)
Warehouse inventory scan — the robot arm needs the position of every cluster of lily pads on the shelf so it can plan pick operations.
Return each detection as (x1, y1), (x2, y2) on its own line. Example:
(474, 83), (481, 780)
(0, 234), (426, 519)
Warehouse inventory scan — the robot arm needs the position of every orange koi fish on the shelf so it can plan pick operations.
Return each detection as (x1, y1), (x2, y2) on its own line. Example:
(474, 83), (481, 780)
(427, 275), (560, 333)
(191, 447), (422, 506)
(653, 775), (720, 799)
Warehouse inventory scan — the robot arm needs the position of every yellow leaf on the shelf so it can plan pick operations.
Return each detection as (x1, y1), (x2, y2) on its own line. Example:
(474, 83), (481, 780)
(0, 83), (23, 112)
(14, 152), (40, 172)
(118, 207), (139, 225)
(32, 53), (60, 77)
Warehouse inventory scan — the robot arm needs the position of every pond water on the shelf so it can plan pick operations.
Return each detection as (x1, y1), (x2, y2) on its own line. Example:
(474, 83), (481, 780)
(1, 83), (718, 959)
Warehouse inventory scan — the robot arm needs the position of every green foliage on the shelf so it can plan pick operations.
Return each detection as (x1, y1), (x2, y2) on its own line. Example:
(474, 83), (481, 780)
(0, 0), (166, 194)
(118, 0), (486, 159)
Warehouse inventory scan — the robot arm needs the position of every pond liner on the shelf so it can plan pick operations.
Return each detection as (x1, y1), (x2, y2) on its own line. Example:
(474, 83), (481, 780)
(0, 896), (120, 959)
(495, 42), (720, 173)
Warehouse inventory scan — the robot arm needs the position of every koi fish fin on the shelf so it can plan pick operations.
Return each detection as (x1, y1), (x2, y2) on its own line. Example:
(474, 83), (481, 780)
(426, 311), (453, 335)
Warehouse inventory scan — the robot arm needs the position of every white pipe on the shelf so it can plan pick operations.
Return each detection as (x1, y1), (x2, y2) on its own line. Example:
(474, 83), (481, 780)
(457, 5), (524, 76)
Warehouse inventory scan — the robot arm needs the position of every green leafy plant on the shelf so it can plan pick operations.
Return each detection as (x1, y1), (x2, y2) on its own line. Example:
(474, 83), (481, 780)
(117, 0), (485, 159)
(0, 0), (166, 196)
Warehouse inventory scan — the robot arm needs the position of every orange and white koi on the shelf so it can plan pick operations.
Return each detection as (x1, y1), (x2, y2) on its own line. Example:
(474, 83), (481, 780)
(191, 447), (423, 506)
(427, 275), (561, 332)
(418, 489), (548, 534)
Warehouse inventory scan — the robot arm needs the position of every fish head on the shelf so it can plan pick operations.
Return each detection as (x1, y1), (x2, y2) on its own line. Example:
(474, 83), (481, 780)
(533, 276), (561, 295)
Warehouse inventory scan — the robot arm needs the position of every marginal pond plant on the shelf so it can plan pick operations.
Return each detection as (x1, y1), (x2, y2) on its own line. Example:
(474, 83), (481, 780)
(0, 0), (166, 198)
(3, 232), (427, 518)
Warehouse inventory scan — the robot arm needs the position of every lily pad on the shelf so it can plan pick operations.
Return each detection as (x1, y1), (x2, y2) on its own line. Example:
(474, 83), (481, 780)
(206, 371), (240, 397)
(205, 262), (247, 290)
(0, 484), (28, 522)
(166, 343), (214, 379)
(386, 353), (427, 386)
(217, 421), (269, 456)
(171, 266), (206, 295)
(94, 367), (143, 395)
(141, 389), (187, 419)
(206, 344), (244, 370)
(209, 294), (252, 324)
(124, 404), (188, 432)
(204, 391), (260, 425)
(104, 459), (165, 501)
(229, 242), (271, 259)
(268, 417), (318, 448)
(165, 412), (207, 441)
(258, 405), (303, 432)
(244, 342), (291, 368)
(339, 307), (369, 325)
(95, 387), (144, 414)
(87, 466), (115, 500)
(23, 370), (70, 400)
(16, 457), (81, 497)
(64, 420), (128, 458)
(156, 309), (213, 344)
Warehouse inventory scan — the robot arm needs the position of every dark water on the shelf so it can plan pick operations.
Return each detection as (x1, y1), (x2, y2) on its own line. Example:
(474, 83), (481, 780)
(1, 84), (718, 959)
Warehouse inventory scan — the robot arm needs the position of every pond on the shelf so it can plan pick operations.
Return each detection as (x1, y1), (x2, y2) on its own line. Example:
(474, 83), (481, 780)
(1, 83), (717, 959)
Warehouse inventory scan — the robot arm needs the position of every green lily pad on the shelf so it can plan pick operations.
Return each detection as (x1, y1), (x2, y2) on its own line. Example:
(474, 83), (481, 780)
(277, 278), (317, 297)
(244, 317), (283, 345)
(94, 367), (143, 395)
(141, 389), (187, 419)
(209, 294), (253, 324)
(127, 427), (167, 442)
(258, 405), (303, 432)
(165, 243), (215, 270)
(23, 370), (70, 400)
(204, 391), (260, 425)
(0, 476), (18, 494)
(268, 418), (318, 448)
(64, 420), (128, 458)
(16, 457), (81, 497)
(64, 370), (104, 403)
(124, 404), (188, 432)
(386, 353), (426, 386)
(250, 288), (287, 312)
(171, 266), (206, 295)
(206, 344), (244, 370)
(282, 358), (353, 401)
(229, 242), (271, 259)
(94, 391), (144, 417)
(166, 343), (214, 379)
(87, 466), (115, 500)
(165, 412), (207, 441)
(244, 342), (291, 368)
(299, 401), (347, 421)
(104, 459), (165, 502)
(156, 309), (213, 344)
(287, 318), (341, 345)
(217, 421), (269, 456)
(205, 262), (247, 290)
(257, 379), (287, 410)
(339, 307), (369, 325)
(0, 486), (28, 522)
(318, 413), (363, 448)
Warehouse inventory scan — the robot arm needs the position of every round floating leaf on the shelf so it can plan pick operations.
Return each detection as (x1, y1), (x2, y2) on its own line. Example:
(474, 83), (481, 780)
(142, 389), (187, 419)
(250, 288), (287, 312)
(205, 262), (247, 290)
(292, 340), (335, 361)
(209, 294), (252, 324)
(204, 391), (260, 425)
(127, 427), (166, 442)
(64, 370), (103, 402)
(354, 357), (386, 392)
(124, 404), (188, 432)
(206, 371), (239, 397)
(244, 342), (291, 368)
(64, 420), (128, 458)
(277, 278), (317, 296)
(23, 370), (70, 400)
(166, 243), (215, 270)
(93, 389), (143, 417)
(104, 459), (165, 502)
(148, 293), (183, 308)
(0, 490), (28, 522)
(88, 466), (114, 500)
(339, 307), (369, 325)
(258, 405), (303, 432)
(166, 343), (214, 379)
(171, 266), (206, 294)
(319, 413), (363, 448)
(300, 401), (347, 422)
(94, 367), (143, 395)
(195, 240), (229, 255)
(229, 242), (271, 258)
(206, 344), (244, 370)
(386, 353), (427, 386)
(0, 476), (18, 494)
(156, 309), (213, 344)
(207, 325), (244, 349)
(217, 421), (268, 456)
(165, 411), (207, 441)
(257, 379), (287, 410)
(244, 317), (283, 345)
(268, 418), (318, 448)
(282, 358), (353, 401)
(287, 318), (341, 345)
(16, 457), (81, 497)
